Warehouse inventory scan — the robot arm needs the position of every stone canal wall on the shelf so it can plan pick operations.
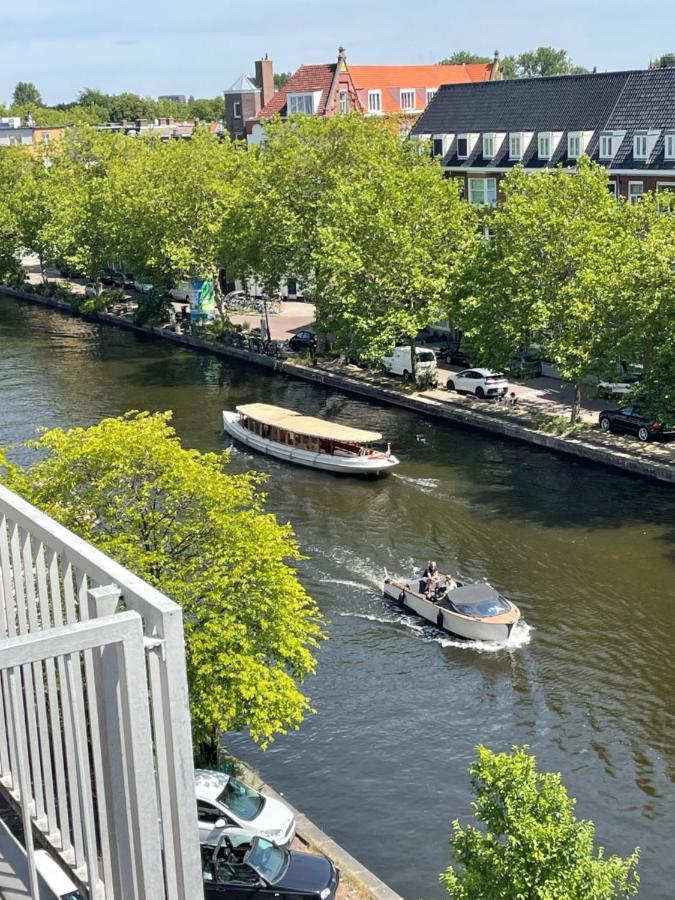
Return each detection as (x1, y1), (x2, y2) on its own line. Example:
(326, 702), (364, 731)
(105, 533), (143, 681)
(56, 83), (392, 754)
(3, 286), (674, 487)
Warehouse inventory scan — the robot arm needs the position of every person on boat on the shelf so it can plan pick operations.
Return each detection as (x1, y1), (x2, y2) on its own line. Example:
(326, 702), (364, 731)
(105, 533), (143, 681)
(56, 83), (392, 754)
(423, 561), (440, 598)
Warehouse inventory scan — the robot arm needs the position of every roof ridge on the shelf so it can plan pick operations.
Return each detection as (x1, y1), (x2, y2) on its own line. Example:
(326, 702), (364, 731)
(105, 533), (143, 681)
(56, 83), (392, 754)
(437, 66), (675, 92)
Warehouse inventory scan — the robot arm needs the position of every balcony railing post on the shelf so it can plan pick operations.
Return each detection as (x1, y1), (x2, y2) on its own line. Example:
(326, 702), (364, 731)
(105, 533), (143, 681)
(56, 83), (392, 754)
(86, 585), (132, 899)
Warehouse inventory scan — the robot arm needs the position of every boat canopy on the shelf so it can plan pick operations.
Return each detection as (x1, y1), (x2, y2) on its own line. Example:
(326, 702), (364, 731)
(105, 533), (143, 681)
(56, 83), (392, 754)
(236, 403), (383, 444)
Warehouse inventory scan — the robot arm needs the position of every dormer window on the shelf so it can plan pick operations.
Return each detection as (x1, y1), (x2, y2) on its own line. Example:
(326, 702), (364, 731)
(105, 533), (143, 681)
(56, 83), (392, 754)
(665, 133), (675, 161)
(367, 90), (382, 113)
(288, 93), (314, 115)
(634, 134), (648, 159)
(426, 89), (437, 105)
(483, 133), (495, 159)
(599, 133), (614, 159)
(509, 132), (523, 160)
(432, 137), (444, 158)
(400, 89), (416, 112)
(634, 130), (660, 160)
(568, 132), (582, 159)
(538, 132), (551, 160)
(457, 134), (469, 158)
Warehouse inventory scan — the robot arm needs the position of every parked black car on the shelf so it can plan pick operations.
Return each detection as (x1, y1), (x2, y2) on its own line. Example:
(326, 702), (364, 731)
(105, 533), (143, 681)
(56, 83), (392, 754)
(599, 407), (669, 442)
(508, 353), (543, 378)
(99, 267), (116, 286)
(57, 262), (83, 279)
(112, 271), (136, 289)
(288, 330), (317, 352)
(202, 833), (339, 899)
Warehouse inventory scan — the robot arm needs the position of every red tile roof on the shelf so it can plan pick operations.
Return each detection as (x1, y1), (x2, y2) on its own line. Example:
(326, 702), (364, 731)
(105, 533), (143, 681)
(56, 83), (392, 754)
(350, 64), (493, 113)
(258, 64), (337, 118)
(257, 61), (494, 120)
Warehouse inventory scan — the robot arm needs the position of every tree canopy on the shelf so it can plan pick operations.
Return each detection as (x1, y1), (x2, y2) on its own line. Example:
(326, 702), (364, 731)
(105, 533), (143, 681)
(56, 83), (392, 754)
(12, 81), (42, 107)
(442, 745), (639, 899)
(437, 51), (492, 65)
(0, 412), (324, 751)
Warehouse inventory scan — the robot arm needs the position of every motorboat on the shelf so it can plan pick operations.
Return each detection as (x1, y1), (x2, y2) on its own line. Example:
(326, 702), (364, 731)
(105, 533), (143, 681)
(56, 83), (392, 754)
(222, 403), (399, 475)
(383, 569), (520, 641)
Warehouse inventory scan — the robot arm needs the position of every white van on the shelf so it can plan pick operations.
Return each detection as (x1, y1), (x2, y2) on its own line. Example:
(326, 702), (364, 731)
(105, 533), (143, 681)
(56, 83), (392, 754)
(381, 346), (438, 383)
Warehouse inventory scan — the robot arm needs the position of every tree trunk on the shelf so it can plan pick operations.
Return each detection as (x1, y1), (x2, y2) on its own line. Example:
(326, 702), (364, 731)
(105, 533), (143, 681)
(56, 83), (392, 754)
(410, 335), (418, 385)
(39, 256), (46, 284)
(570, 383), (581, 424)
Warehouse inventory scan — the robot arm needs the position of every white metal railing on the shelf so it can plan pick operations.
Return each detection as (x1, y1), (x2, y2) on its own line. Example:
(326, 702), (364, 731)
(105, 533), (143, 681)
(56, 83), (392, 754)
(0, 483), (203, 899)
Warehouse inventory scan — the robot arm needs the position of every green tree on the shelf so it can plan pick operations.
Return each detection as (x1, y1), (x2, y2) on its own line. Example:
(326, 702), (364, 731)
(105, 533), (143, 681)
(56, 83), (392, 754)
(1, 412), (324, 753)
(458, 160), (618, 421)
(442, 745), (639, 900)
(274, 72), (292, 89)
(651, 52), (675, 68)
(501, 47), (588, 79)
(12, 81), (42, 106)
(102, 128), (242, 306)
(437, 52), (491, 65)
(314, 130), (476, 376)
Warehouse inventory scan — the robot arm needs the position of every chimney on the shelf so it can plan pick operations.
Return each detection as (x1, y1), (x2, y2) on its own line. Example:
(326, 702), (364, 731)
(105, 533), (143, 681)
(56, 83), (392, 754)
(255, 55), (275, 109)
(491, 49), (501, 80)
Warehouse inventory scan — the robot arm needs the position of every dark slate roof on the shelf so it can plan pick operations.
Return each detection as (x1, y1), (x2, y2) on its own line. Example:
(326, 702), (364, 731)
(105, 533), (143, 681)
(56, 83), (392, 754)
(412, 68), (675, 173)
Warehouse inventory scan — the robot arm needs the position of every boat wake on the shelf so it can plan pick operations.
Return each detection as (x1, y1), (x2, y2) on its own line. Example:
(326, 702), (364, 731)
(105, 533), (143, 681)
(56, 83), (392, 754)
(392, 474), (441, 494)
(340, 611), (533, 653)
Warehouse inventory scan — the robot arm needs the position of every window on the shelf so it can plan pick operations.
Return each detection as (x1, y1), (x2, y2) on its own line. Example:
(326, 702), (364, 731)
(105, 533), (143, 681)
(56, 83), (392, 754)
(368, 90), (381, 113)
(288, 93), (314, 114)
(483, 133), (495, 158)
(456, 134), (469, 158)
(656, 182), (675, 210)
(197, 800), (222, 824)
(607, 180), (618, 197)
(339, 89), (348, 114)
(468, 177), (497, 206)
(400, 89), (416, 111)
(665, 133), (675, 160)
(634, 134), (648, 159)
(40, 132), (50, 144)
(432, 137), (445, 159)
(538, 132), (551, 160)
(599, 134), (613, 159)
(568, 132), (582, 159)
(426, 89), (437, 105)
(509, 133), (523, 160)
(233, 101), (241, 119)
(628, 181), (644, 204)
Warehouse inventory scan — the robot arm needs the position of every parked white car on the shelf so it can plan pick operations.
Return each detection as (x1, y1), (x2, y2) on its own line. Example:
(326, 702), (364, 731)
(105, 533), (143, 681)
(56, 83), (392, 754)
(381, 346), (437, 383)
(194, 769), (295, 847)
(134, 279), (154, 294)
(597, 373), (642, 398)
(446, 368), (509, 399)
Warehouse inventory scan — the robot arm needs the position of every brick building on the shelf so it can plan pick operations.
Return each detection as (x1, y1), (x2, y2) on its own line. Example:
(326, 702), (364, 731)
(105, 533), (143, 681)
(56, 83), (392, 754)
(411, 67), (675, 203)
(224, 57), (275, 140)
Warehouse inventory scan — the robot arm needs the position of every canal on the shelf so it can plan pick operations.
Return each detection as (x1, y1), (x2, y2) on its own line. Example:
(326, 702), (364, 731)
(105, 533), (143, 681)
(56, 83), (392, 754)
(1, 298), (674, 898)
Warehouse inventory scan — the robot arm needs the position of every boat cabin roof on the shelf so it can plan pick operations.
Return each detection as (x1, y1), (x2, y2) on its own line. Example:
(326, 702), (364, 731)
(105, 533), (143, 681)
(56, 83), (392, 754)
(441, 583), (500, 606)
(236, 403), (383, 444)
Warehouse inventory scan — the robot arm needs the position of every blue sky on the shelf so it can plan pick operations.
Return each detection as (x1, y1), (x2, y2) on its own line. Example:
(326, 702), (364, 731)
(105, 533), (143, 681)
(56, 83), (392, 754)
(2, 0), (674, 105)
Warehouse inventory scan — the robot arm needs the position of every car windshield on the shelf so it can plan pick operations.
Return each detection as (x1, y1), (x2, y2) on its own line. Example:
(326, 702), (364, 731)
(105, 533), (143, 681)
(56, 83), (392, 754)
(218, 777), (264, 821)
(245, 838), (288, 884)
(452, 595), (511, 618)
(416, 350), (435, 362)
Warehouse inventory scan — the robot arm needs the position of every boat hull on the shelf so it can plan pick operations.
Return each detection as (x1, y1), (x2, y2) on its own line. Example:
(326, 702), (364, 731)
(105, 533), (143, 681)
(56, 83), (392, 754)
(222, 411), (399, 475)
(383, 579), (518, 642)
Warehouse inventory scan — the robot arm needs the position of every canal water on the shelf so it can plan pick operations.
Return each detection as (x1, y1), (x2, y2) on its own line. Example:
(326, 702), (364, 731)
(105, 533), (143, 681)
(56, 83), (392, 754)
(1, 299), (674, 898)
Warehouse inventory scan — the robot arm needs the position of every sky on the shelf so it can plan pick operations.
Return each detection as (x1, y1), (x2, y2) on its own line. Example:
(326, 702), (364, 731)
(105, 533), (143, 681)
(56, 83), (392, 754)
(2, 0), (674, 105)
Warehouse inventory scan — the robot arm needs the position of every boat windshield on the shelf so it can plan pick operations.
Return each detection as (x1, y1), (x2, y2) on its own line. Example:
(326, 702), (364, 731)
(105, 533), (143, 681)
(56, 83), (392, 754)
(245, 838), (289, 884)
(218, 777), (264, 821)
(452, 595), (511, 618)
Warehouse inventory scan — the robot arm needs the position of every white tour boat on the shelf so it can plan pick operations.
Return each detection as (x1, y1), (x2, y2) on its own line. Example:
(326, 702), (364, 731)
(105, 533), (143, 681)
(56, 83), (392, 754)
(384, 569), (520, 642)
(222, 403), (399, 475)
